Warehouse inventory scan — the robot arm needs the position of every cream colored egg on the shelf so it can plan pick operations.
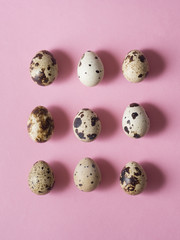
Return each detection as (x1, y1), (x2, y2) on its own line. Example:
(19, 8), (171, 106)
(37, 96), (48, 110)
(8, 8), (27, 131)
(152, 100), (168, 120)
(120, 161), (147, 195)
(73, 108), (101, 142)
(30, 50), (58, 86)
(77, 50), (104, 87)
(74, 158), (101, 192)
(122, 50), (149, 83)
(27, 106), (54, 143)
(28, 161), (55, 195)
(122, 103), (150, 138)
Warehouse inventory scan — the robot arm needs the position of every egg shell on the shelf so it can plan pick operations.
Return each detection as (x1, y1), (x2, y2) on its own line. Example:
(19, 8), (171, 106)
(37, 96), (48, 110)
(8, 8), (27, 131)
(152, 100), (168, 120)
(122, 103), (150, 138)
(73, 108), (101, 142)
(122, 50), (149, 83)
(74, 158), (101, 192)
(27, 106), (54, 143)
(120, 161), (147, 195)
(77, 50), (104, 87)
(28, 161), (55, 195)
(30, 50), (58, 86)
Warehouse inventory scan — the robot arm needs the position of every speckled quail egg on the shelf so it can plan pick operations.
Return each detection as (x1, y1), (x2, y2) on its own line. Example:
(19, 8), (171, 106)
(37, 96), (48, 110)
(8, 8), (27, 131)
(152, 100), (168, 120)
(120, 161), (147, 195)
(122, 103), (150, 138)
(28, 161), (55, 195)
(27, 106), (54, 143)
(77, 50), (104, 87)
(122, 50), (149, 83)
(30, 50), (58, 86)
(74, 158), (101, 192)
(73, 108), (101, 142)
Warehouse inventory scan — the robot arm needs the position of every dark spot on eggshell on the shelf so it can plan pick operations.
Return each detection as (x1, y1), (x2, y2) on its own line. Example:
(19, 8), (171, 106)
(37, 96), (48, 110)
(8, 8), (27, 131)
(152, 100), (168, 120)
(32, 70), (50, 86)
(79, 61), (82, 67)
(51, 57), (56, 66)
(35, 53), (43, 59)
(124, 126), (129, 134)
(131, 112), (138, 119)
(130, 103), (139, 107)
(75, 129), (86, 139)
(95, 56), (98, 59)
(74, 118), (82, 128)
(129, 56), (134, 62)
(82, 108), (89, 111)
(96, 70), (100, 73)
(27, 123), (32, 130)
(79, 184), (83, 187)
(35, 62), (39, 66)
(133, 51), (138, 55)
(80, 114), (84, 118)
(127, 120), (130, 124)
(134, 167), (142, 176)
(92, 164), (95, 168)
(87, 133), (97, 140)
(120, 167), (130, 184)
(139, 55), (145, 62)
(89, 64), (91, 66)
(128, 176), (139, 186)
(91, 181), (94, 184)
(127, 186), (135, 192)
(138, 74), (143, 78)
(91, 117), (99, 126)
(134, 133), (141, 138)
(32, 106), (48, 116)
(41, 50), (52, 56)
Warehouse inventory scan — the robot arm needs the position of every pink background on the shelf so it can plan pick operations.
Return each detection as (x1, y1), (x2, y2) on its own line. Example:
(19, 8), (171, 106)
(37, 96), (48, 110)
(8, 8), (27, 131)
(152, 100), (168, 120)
(0, 0), (180, 239)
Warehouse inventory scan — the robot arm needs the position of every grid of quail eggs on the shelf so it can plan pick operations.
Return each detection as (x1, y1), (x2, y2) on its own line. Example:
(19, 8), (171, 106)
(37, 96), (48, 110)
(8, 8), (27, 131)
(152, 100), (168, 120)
(27, 49), (150, 195)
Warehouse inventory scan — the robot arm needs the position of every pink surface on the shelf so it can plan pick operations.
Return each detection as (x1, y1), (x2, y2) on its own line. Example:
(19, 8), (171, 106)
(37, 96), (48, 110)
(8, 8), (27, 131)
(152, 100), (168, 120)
(0, 0), (180, 239)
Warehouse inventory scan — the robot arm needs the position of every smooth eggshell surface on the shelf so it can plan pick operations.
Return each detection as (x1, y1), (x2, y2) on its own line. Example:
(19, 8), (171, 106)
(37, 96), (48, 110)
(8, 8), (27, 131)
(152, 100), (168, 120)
(77, 50), (104, 87)
(122, 103), (150, 138)
(74, 158), (101, 192)
(122, 50), (149, 83)
(28, 161), (55, 195)
(27, 106), (54, 143)
(120, 161), (147, 195)
(30, 50), (58, 86)
(73, 108), (101, 142)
